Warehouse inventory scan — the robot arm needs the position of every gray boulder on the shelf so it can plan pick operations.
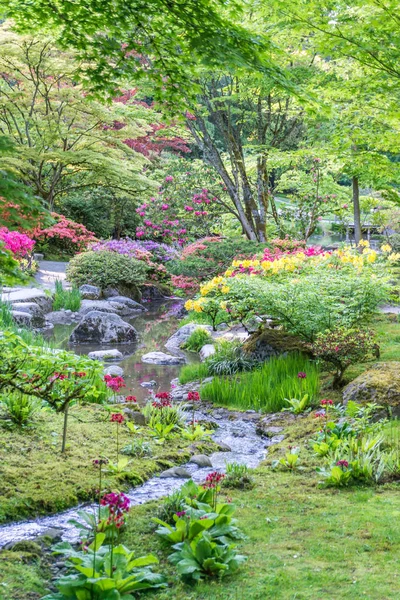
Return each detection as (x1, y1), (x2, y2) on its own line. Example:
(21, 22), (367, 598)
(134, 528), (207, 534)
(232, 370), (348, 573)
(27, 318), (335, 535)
(159, 466), (192, 479)
(69, 311), (138, 344)
(46, 310), (80, 325)
(165, 323), (213, 352)
(12, 302), (46, 327)
(79, 284), (101, 300)
(140, 380), (157, 388)
(189, 454), (213, 468)
(199, 344), (216, 361)
(78, 300), (123, 316)
(123, 408), (146, 425)
(141, 351), (186, 365)
(1, 287), (53, 314)
(109, 296), (145, 314)
(88, 349), (123, 361)
(104, 365), (124, 376)
(343, 362), (400, 417)
(11, 310), (32, 327)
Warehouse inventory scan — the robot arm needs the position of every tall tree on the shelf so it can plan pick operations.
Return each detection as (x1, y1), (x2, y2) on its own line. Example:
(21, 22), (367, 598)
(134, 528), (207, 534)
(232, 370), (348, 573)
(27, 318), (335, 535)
(0, 26), (158, 210)
(0, 0), (281, 101)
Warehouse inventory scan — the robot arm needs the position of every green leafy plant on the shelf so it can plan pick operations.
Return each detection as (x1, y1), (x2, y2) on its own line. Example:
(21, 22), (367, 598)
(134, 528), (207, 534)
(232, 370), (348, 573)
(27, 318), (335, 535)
(317, 463), (353, 487)
(283, 394), (310, 414)
(182, 328), (213, 352)
(272, 447), (302, 471)
(312, 328), (379, 388)
(223, 462), (255, 490)
(0, 392), (40, 426)
(52, 280), (82, 312)
(168, 532), (247, 583)
(106, 456), (132, 475)
(148, 422), (177, 442)
(206, 340), (258, 376)
(121, 440), (153, 458)
(179, 423), (213, 441)
(41, 533), (167, 599)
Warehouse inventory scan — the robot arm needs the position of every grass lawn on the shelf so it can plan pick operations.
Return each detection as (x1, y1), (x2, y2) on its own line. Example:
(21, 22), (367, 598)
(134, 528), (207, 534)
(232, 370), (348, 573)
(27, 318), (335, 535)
(118, 414), (400, 600)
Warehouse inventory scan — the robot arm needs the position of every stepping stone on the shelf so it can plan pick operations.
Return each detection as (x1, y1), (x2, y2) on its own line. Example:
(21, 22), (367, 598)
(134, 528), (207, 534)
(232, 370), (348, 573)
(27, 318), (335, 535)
(88, 349), (123, 361)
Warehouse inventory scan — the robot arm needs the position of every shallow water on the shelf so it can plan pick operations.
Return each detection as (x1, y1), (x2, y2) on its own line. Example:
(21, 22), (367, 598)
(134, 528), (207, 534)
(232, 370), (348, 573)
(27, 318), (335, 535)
(46, 299), (198, 403)
(0, 411), (281, 547)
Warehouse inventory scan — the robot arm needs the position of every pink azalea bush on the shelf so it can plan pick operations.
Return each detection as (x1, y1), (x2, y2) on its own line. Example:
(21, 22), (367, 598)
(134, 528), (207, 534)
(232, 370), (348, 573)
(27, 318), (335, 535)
(0, 227), (35, 258)
(32, 213), (97, 256)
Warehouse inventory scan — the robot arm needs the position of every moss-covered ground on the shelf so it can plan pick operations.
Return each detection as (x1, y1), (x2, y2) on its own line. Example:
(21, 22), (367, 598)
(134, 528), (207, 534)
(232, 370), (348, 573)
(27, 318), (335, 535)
(2, 414), (399, 599)
(0, 403), (218, 524)
(0, 313), (399, 599)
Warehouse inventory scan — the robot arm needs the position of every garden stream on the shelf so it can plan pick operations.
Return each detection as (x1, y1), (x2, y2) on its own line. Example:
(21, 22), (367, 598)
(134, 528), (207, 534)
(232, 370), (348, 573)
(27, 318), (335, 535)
(0, 299), (283, 547)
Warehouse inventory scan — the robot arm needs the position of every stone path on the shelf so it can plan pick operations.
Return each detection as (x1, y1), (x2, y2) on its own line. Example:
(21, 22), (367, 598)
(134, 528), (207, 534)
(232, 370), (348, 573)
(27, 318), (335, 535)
(34, 260), (69, 290)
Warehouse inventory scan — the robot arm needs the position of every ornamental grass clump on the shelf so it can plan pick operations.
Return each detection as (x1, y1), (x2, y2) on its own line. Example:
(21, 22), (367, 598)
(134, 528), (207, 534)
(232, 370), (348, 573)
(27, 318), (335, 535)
(201, 353), (320, 412)
(52, 280), (81, 312)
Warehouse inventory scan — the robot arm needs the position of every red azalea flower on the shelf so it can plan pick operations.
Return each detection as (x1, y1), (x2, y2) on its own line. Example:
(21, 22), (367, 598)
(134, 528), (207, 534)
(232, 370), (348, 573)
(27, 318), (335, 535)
(187, 391), (200, 402)
(126, 395), (137, 403)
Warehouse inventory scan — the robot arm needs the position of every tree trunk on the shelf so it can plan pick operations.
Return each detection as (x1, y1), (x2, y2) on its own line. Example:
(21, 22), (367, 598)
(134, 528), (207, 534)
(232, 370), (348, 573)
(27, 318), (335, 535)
(61, 402), (69, 453)
(352, 176), (362, 245)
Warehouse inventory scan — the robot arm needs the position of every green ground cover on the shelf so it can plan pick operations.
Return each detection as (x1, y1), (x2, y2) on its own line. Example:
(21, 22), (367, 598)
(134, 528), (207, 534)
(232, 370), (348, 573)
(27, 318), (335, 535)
(2, 415), (399, 600)
(0, 404), (217, 524)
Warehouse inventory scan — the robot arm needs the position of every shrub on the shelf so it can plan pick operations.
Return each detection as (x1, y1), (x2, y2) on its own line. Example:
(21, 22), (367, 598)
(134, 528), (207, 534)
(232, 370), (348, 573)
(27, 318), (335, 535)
(182, 328), (213, 352)
(207, 340), (258, 375)
(168, 237), (266, 281)
(0, 227), (35, 258)
(171, 274), (200, 296)
(67, 250), (148, 294)
(312, 328), (378, 388)
(91, 239), (171, 286)
(32, 212), (97, 256)
(52, 280), (82, 312)
(201, 353), (320, 412)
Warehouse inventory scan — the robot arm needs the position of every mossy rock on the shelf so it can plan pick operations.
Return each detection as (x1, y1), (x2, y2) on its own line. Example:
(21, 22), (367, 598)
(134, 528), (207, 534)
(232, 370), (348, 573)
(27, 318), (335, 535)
(4, 541), (42, 556)
(243, 327), (310, 361)
(343, 362), (400, 416)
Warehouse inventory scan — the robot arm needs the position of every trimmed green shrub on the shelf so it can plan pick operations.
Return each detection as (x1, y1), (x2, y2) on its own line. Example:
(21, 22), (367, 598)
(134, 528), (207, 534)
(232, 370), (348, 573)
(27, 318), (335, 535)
(67, 250), (148, 294)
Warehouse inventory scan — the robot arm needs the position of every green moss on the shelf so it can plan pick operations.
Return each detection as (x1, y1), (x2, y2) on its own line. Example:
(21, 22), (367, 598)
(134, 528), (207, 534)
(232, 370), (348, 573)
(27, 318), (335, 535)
(244, 327), (310, 356)
(0, 404), (197, 523)
(0, 551), (47, 600)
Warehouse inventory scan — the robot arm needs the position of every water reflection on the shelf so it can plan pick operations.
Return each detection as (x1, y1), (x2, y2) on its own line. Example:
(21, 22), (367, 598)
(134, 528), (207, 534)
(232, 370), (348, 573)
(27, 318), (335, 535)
(46, 300), (198, 402)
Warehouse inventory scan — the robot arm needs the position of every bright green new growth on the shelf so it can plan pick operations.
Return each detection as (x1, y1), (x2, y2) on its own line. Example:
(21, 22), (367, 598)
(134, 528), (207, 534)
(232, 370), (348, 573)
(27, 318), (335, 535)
(179, 362), (209, 384)
(182, 327), (212, 352)
(201, 353), (320, 412)
(53, 280), (82, 312)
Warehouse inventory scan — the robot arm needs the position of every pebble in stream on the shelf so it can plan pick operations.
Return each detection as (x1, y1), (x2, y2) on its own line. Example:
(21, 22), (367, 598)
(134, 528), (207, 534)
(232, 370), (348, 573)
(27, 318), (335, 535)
(0, 414), (284, 548)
